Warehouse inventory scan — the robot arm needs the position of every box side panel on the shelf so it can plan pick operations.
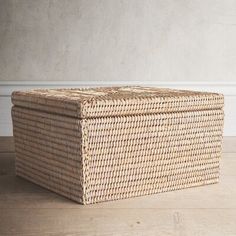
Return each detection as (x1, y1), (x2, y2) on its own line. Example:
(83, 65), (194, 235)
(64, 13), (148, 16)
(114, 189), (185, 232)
(85, 109), (224, 204)
(12, 106), (84, 204)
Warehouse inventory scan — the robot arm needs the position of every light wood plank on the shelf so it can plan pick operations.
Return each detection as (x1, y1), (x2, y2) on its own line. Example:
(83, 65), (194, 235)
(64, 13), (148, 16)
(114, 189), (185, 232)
(0, 137), (15, 153)
(0, 153), (15, 176)
(222, 137), (236, 153)
(0, 208), (236, 236)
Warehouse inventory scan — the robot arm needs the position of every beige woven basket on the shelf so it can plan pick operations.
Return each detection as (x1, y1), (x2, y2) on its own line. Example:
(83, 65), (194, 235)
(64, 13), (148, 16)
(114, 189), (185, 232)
(11, 86), (224, 204)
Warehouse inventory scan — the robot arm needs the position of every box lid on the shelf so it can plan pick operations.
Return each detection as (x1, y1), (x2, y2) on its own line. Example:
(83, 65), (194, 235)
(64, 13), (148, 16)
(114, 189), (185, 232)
(12, 86), (224, 118)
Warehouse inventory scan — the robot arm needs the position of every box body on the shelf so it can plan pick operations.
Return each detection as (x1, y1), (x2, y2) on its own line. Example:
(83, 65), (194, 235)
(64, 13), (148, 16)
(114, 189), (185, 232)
(12, 87), (224, 204)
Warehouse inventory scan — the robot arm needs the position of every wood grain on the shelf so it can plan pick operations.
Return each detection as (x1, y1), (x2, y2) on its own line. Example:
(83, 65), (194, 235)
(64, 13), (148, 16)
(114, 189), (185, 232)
(222, 137), (236, 153)
(0, 137), (15, 153)
(1, 208), (236, 236)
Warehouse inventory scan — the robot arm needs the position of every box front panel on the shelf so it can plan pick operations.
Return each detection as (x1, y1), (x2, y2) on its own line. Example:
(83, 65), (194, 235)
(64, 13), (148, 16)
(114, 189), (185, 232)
(84, 109), (224, 204)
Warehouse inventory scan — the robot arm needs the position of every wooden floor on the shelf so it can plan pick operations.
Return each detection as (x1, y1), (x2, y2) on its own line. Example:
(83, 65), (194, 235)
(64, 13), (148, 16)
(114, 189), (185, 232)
(0, 137), (236, 236)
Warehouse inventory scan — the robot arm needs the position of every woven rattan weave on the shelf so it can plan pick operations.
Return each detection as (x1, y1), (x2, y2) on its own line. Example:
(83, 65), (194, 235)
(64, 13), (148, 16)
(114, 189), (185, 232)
(12, 86), (224, 204)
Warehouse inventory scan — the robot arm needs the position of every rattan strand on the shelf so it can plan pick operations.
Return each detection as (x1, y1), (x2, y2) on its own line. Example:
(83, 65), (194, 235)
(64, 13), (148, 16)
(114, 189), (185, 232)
(12, 87), (224, 205)
(12, 86), (224, 118)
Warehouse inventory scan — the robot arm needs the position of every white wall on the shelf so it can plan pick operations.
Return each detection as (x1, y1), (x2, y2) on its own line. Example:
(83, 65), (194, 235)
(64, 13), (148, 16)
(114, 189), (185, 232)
(1, 0), (236, 82)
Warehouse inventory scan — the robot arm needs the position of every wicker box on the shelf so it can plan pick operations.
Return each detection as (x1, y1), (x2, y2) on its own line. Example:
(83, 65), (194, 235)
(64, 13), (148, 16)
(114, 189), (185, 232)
(12, 86), (224, 204)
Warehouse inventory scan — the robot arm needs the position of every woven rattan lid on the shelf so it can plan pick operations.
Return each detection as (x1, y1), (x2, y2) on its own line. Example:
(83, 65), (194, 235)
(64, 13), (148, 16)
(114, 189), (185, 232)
(12, 86), (224, 118)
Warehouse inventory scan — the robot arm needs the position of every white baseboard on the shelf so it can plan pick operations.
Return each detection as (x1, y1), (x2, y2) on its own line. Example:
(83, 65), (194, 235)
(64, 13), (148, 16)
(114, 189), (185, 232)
(1, 81), (236, 136)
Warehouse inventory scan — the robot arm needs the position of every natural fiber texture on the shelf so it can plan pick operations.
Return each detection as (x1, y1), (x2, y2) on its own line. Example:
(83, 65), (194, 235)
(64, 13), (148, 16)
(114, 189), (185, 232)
(12, 86), (224, 118)
(12, 86), (224, 204)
